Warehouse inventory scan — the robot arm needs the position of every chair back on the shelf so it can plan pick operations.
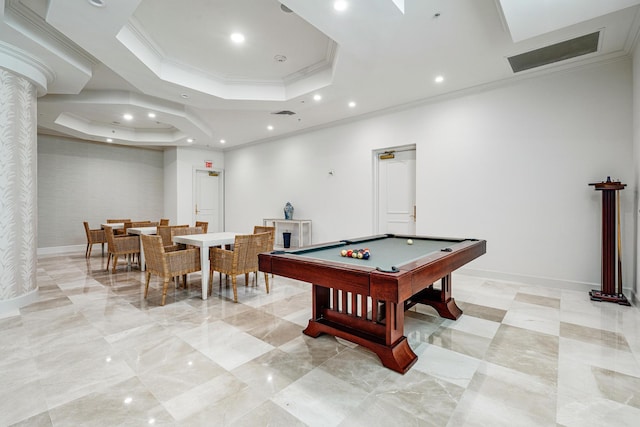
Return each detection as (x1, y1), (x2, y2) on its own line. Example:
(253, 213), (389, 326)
(107, 218), (130, 223)
(141, 234), (165, 273)
(83, 221), (91, 239)
(104, 225), (116, 251)
(171, 226), (204, 248)
(157, 224), (189, 246)
(171, 226), (203, 239)
(253, 225), (275, 252)
(232, 232), (271, 274)
(195, 221), (208, 233)
(159, 218), (169, 226)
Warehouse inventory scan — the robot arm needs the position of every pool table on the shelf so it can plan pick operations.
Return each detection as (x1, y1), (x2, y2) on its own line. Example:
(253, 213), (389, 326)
(258, 234), (486, 374)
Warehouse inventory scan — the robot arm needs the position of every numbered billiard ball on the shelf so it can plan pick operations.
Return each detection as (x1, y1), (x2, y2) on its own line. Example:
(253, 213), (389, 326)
(341, 249), (347, 257)
(363, 252), (370, 260)
(352, 251), (358, 258)
(357, 252), (363, 259)
(407, 239), (413, 245)
(346, 249), (353, 257)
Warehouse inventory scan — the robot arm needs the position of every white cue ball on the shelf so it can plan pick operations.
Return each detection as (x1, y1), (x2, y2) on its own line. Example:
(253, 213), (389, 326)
(407, 239), (413, 245)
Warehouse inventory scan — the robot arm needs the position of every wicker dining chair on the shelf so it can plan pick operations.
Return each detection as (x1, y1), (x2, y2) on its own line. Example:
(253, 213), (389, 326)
(253, 225), (275, 279)
(195, 221), (208, 233)
(141, 234), (201, 306)
(159, 218), (169, 226)
(104, 226), (140, 273)
(83, 221), (106, 258)
(170, 226), (204, 250)
(157, 224), (189, 247)
(209, 232), (271, 302)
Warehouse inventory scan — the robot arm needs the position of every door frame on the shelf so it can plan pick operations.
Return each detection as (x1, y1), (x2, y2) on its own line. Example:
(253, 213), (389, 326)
(192, 167), (225, 231)
(372, 144), (416, 235)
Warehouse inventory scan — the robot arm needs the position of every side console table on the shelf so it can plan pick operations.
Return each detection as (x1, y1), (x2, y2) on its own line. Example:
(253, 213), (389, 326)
(263, 219), (312, 249)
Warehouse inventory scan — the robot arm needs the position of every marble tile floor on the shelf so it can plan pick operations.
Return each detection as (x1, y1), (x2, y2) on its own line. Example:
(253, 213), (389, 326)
(2, 252), (640, 426)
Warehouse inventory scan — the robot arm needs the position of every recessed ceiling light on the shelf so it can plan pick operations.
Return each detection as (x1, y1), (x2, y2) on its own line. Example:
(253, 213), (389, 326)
(123, 114), (133, 121)
(147, 112), (156, 118)
(267, 125), (274, 131)
(230, 33), (245, 44)
(186, 138), (194, 143)
(313, 94), (322, 101)
(220, 139), (226, 144)
(334, 1), (348, 12)
(348, 101), (356, 108)
(274, 54), (287, 63)
(434, 75), (444, 83)
(106, 138), (113, 143)
(88, 0), (105, 7)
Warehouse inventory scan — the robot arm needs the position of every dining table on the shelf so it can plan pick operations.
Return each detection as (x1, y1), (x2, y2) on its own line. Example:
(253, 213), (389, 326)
(101, 222), (124, 230)
(127, 226), (158, 271)
(172, 232), (238, 300)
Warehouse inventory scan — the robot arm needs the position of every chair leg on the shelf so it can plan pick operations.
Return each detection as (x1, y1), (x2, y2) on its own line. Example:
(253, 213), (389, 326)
(112, 255), (119, 273)
(144, 272), (151, 298)
(86, 243), (90, 258)
(245, 273), (249, 287)
(232, 276), (238, 303)
(101, 243), (104, 257)
(162, 278), (170, 306)
(264, 272), (270, 294)
(106, 253), (111, 271)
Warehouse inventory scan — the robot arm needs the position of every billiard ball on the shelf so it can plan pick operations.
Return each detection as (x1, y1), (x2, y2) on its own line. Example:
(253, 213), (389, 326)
(357, 252), (363, 259)
(352, 251), (358, 258)
(407, 239), (413, 245)
(363, 252), (370, 260)
(341, 249), (347, 257)
(346, 249), (353, 257)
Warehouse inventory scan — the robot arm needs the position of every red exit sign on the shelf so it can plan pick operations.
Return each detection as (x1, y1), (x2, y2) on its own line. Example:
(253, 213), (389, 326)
(205, 161), (213, 168)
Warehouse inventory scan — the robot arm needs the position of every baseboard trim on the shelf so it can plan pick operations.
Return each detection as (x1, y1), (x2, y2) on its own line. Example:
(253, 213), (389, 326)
(0, 288), (39, 317)
(459, 268), (600, 292)
(37, 244), (85, 256)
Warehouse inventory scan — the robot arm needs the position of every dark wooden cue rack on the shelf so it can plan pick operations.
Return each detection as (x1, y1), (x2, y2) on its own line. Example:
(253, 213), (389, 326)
(588, 177), (630, 305)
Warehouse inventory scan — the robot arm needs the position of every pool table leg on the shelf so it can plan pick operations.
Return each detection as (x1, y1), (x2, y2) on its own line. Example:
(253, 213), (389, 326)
(303, 284), (418, 374)
(408, 274), (463, 320)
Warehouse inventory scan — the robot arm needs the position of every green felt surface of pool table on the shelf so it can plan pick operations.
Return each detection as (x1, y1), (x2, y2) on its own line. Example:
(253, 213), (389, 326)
(292, 235), (461, 272)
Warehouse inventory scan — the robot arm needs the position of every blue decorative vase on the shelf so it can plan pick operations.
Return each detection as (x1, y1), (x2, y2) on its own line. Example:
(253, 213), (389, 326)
(284, 202), (294, 220)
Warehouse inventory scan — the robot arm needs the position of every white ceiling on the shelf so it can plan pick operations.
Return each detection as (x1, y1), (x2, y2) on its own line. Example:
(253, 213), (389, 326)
(2, 0), (640, 150)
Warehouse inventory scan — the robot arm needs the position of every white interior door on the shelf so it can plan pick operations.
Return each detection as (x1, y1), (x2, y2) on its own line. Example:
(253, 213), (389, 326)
(377, 149), (416, 235)
(195, 169), (223, 232)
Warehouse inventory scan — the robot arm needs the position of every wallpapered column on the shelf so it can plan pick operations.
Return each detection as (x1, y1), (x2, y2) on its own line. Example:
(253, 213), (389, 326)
(0, 68), (38, 312)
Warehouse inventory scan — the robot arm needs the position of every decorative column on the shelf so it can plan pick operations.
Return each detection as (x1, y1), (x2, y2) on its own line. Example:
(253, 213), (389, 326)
(0, 67), (39, 313)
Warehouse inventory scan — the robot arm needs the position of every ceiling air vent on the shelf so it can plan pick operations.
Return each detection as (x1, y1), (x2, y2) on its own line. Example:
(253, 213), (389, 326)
(271, 110), (296, 115)
(508, 32), (600, 73)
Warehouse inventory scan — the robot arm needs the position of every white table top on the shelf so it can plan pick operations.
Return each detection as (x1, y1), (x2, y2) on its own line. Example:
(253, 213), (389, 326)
(172, 232), (237, 247)
(101, 222), (124, 229)
(127, 226), (157, 235)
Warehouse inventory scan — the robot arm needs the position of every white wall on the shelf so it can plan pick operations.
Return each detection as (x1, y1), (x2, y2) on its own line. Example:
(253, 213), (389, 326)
(37, 135), (164, 249)
(224, 59), (634, 291)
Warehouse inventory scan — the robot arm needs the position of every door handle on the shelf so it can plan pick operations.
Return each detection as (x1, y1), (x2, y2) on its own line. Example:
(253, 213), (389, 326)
(410, 205), (416, 222)
(195, 204), (200, 215)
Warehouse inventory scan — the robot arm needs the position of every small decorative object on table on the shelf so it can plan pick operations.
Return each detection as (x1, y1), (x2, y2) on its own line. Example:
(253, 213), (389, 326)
(284, 202), (294, 220)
